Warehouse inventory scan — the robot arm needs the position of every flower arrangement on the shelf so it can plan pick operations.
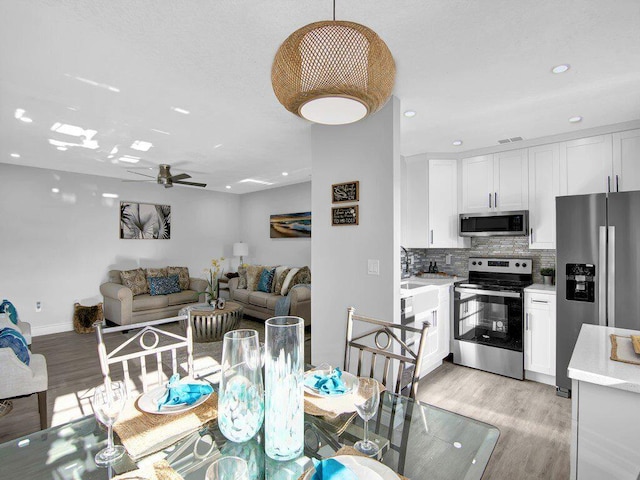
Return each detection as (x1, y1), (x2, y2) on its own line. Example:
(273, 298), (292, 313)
(202, 257), (225, 304)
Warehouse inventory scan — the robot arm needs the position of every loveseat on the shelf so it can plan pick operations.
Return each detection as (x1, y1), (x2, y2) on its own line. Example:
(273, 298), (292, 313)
(228, 265), (311, 326)
(100, 268), (207, 326)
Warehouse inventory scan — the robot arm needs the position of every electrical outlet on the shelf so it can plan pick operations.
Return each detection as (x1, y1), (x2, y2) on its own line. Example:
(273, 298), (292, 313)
(36, 301), (42, 312)
(446, 254), (452, 265)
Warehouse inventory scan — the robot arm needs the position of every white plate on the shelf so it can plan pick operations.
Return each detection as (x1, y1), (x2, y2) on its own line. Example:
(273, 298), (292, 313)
(137, 380), (212, 415)
(304, 370), (358, 397)
(302, 455), (399, 480)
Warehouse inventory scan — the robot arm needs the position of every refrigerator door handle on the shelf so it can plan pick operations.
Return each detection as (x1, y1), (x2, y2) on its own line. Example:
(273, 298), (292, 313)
(608, 226), (615, 327)
(599, 226), (607, 326)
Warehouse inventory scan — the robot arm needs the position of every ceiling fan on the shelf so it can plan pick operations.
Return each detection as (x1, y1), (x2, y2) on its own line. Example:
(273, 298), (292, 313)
(123, 164), (207, 188)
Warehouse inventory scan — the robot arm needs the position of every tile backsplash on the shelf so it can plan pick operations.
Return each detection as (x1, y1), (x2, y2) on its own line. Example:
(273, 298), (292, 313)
(401, 237), (556, 284)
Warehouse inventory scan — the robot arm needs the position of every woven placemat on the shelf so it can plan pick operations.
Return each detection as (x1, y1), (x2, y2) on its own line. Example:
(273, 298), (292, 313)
(112, 459), (184, 480)
(298, 446), (408, 480)
(610, 334), (640, 366)
(114, 393), (218, 460)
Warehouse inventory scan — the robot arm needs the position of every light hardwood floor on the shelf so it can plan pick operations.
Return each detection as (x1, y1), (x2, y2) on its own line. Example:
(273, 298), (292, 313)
(1, 328), (571, 479)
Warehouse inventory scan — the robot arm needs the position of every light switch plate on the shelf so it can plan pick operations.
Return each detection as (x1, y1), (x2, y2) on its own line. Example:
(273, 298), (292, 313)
(367, 259), (380, 275)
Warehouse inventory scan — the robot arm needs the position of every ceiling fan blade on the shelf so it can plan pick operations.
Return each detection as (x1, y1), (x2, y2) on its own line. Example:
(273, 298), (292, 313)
(127, 170), (155, 178)
(122, 179), (156, 183)
(174, 180), (207, 188)
(169, 173), (191, 181)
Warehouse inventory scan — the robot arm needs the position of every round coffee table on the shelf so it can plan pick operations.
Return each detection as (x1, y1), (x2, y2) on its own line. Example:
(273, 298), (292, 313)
(179, 302), (243, 343)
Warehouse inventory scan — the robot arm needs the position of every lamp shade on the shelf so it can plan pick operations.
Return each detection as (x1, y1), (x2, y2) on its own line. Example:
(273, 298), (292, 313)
(272, 20), (395, 125)
(233, 242), (249, 257)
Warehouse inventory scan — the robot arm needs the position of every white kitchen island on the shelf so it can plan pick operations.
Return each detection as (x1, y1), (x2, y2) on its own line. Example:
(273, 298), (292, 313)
(568, 323), (640, 480)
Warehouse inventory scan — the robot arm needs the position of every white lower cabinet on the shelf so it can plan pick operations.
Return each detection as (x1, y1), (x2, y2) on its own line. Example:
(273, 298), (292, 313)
(414, 284), (451, 378)
(524, 290), (556, 385)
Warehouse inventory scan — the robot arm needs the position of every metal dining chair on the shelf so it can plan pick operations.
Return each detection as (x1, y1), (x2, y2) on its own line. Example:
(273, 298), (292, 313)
(95, 316), (194, 394)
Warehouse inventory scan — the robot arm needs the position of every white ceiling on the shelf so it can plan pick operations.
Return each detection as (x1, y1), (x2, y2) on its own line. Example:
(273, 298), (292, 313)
(1, 0), (639, 193)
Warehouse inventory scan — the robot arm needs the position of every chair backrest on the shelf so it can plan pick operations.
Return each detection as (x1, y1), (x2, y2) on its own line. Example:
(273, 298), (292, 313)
(344, 306), (430, 399)
(95, 316), (193, 393)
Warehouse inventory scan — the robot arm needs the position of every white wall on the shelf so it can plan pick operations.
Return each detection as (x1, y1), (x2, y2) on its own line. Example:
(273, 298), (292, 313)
(0, 164), (241, 335)
(239, 182), (311, 268)
(310, 97), (401, 367)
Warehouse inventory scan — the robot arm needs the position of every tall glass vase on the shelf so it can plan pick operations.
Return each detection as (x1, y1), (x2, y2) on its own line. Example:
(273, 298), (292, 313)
(264, 316), (304, 461)
(218, 329), (264, 443)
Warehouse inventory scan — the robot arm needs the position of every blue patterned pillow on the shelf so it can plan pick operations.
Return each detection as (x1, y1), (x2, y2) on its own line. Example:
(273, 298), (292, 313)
(257, 268), (276, 293)
(1, 299), (18, 324)
(148, 275), (181, 296)
(0, 328), (29, 365)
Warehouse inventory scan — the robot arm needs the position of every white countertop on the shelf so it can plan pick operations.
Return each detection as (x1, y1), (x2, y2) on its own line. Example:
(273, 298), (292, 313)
(525, 283), (556, 294)
(568, 324), (640, 394)
(399, 276), (458, 298)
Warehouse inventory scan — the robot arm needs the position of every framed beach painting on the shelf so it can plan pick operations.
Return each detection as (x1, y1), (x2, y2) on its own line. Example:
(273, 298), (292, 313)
(270, 212), (311, 238)
(120, 202), (171, 239)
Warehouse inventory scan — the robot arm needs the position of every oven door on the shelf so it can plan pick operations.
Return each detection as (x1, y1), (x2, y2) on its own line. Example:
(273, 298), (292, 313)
(454, 287), (523, 352)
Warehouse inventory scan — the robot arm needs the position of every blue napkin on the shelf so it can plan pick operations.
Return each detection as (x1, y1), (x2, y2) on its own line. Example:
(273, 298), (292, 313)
(305, 368), (347, 395)
(311, 458), (358, 480)
(157, 374), (213, 410)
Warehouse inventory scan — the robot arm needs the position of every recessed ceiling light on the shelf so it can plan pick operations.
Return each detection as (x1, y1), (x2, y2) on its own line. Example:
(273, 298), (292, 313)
(551, 64), (570, 74)
(151, 128), (171, 135)
(57, 146), (68, 151)
(569, 116), (583, 123)
(172, 107), (190, 115)
(404, 110), (416, 118)
(452, 140), (463, 146)
(51, 188), (60, 193)
(214, 144), (223, 149)
(239, 178), (274, 186)
(131, 140), (153, 152)
(102, 193), (119, 198)
(10, 153), (20, 158)
(282, 172), (289, 176)
(225, 185), (231, 189)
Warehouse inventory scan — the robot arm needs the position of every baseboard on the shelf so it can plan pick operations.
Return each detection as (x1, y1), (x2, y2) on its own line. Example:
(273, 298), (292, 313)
(32, 322), (74, 337)
(525, 370), (556, 386)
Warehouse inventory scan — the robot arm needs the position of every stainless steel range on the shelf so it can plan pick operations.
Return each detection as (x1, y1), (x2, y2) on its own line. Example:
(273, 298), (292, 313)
(453, 257), (533, 380)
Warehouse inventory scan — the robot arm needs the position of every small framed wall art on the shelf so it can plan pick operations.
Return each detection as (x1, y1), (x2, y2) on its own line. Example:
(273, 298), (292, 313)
(120, 201), (171, 239)
(331, 181), (359, 203)
(332, 205), (359, 226)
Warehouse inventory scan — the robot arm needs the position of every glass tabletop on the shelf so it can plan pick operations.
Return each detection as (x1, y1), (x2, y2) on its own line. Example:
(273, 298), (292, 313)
(0, 390), (498, 480)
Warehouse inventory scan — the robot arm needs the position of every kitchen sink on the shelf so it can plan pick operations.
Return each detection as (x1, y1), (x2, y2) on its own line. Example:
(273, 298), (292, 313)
(400, 281), (426, 290)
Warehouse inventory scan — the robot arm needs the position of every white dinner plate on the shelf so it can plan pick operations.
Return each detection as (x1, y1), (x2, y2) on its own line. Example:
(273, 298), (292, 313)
(302, 455), (399, 480)
(304, 369), (358, 397)
(137, 380), (211, 415)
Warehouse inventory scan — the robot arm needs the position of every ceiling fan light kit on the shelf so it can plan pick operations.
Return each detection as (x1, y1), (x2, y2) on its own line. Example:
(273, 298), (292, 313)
(271, 13), (396, 125)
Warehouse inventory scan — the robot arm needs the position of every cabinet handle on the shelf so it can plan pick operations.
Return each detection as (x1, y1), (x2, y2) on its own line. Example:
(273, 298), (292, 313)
(432, 310), (438, 328)
(489, 193), (492, 208)
(530, 228), (534, 244)
(531, 299), (549, 304)
(494, 192), (497, 208)
(430, 229), (434, 245)
(616, 175), (619, 192)
(526, 313), (529, 330)
(607, 176), (611, 193)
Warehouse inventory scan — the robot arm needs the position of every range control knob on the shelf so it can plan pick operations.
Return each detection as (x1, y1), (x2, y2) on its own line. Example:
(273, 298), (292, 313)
(478, 261), (483, 266)
(515, 263), (520, 267)
(522, 263), (527, 268)
(472, 261), (477, 265)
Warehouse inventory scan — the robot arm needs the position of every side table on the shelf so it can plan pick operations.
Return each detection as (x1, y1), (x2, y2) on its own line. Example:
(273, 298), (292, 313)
(179, 302), (243, 343)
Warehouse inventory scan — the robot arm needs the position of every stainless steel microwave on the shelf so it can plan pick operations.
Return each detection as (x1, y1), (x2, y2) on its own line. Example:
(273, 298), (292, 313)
(459, 210), (529, 237)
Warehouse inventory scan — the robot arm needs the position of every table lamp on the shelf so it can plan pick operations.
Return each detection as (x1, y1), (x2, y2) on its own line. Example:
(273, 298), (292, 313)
(233, 242), (249, 267)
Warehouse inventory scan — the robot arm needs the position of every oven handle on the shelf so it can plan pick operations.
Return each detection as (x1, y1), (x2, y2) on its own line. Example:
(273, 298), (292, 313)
(454, 287), (522, 299)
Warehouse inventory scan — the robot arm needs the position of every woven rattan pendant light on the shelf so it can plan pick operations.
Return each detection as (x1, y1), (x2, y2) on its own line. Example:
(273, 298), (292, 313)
(271, 2), (395, 125)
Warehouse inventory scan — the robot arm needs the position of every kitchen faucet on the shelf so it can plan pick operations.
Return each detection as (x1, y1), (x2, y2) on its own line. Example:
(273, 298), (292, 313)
(401, 246), (411, 277)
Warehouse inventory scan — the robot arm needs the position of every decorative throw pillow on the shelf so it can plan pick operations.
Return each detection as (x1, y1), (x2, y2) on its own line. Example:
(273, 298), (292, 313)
(225, 272), (239, 279)
(257, 268), (276, 293)
(73, 302), (103, 334)
(237, 266), (248, 289)
(281, 267), (300, 296)
(0, 299), (18, 324)
(120, 268), (149, 296)
(149, 275), (181, 296)
(0, 327), (30, 365)
(146, 267), (168, 290)
(167, 266), (190, 290)
(291, 266), (311, 287)
(246, 265), (265, 291)
(271, 266), (289, 293)
(274, 268), (291, 295)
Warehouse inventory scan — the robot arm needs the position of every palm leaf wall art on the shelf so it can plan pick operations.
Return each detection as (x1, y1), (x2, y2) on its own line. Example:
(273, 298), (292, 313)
(120, 202), (171, 239)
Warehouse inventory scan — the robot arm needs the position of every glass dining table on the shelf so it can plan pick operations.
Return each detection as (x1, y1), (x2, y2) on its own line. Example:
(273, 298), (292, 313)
(0, 388), (499, 480)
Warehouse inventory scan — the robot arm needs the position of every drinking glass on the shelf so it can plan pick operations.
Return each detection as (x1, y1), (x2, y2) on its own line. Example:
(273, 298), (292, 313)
(218, 329), (264, 443)
(92, 380), (127, 465)
(353, 378), (380, 456)
(205, 456), (250, 480)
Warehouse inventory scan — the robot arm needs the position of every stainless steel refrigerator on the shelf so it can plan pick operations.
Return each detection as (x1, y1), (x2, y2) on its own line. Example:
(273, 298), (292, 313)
(556, 191), (640, 397)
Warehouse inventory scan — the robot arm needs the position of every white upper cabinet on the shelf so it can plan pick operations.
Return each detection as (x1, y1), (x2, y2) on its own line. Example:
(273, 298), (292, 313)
(402, 157), (429, 247)
(613, 129), (640, 192)
(559, 135), (613, 195)
(528, 144), (560, 249)
(461, 150), (528, 213)
(428, 159), (463, 248)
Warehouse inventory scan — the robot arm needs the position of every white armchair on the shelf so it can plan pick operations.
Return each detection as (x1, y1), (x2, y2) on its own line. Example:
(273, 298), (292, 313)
(0, 313), (31, 345)
(0, 348), (48, 429)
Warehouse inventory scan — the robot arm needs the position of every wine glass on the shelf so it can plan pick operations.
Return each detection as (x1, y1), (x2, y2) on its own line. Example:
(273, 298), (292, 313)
(92, 380), (127, 466)
(353, 378), (380, 456)
(205, 456), (250, 480)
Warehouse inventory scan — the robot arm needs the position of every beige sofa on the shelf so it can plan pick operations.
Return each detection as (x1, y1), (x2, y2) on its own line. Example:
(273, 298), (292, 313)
(100, 270), (207, 326)
(228, 277), (311, 326)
